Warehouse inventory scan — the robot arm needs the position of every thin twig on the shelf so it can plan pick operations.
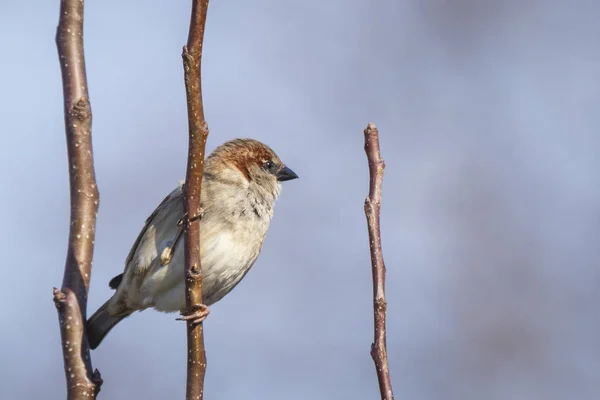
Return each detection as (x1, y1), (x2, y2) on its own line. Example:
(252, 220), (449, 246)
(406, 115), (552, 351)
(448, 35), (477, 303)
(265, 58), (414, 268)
(182, 1), (211, 399)
(54, 0), (102, 398)
(364, 123), (394, 400)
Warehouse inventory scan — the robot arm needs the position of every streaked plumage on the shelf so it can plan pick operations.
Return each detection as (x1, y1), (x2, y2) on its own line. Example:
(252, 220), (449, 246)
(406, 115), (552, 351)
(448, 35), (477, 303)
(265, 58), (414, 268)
(87, 138), (297, 349)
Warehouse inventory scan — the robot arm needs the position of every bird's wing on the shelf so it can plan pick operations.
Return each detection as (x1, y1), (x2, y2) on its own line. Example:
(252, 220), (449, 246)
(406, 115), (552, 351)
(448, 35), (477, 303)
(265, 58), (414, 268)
(123, 183), (185, 277)
(107, 183), (186, 314)
(107, 183), (186, 313)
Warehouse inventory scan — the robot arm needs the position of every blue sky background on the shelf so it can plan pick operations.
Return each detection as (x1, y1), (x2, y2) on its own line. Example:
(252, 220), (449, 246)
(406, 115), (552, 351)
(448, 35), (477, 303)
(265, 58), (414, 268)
(1, 1), (599, 399)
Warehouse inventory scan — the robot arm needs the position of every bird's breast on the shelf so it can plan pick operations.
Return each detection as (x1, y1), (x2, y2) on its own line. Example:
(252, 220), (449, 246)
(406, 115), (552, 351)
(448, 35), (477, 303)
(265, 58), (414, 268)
(199, 216), (269, 305)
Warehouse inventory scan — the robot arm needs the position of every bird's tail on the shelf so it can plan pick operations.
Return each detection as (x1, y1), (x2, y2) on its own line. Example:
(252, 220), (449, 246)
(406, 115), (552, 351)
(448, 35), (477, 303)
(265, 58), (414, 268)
(87, 300), (131, 350)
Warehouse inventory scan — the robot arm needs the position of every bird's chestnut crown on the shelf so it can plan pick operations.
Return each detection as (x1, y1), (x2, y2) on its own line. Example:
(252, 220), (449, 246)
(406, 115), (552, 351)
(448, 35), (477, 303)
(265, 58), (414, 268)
(207, 138), (298, 183)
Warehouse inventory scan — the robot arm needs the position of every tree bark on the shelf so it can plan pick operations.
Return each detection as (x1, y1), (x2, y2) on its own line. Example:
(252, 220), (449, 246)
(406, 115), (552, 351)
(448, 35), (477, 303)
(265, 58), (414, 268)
(182, 1), (211, 399)
(54, 0), (102, 398)
(363, 123), (394, 400)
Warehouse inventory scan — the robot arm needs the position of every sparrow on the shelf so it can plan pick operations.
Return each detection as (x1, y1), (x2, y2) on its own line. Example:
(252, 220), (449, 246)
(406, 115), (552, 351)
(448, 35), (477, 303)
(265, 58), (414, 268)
(87, 138), (298, 349)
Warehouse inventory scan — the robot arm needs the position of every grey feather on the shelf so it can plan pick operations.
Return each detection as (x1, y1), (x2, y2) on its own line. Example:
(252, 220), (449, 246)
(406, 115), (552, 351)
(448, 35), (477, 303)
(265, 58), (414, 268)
(87, 300), (131, 349)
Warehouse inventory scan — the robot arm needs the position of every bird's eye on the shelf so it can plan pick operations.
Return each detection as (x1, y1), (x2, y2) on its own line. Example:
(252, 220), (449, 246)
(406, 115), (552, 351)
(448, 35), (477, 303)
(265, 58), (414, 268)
(263, 160), (275, 171)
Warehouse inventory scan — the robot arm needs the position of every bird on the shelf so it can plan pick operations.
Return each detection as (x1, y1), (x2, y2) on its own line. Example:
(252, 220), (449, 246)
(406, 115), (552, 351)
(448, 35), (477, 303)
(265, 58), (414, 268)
(86, 138), (298, 349)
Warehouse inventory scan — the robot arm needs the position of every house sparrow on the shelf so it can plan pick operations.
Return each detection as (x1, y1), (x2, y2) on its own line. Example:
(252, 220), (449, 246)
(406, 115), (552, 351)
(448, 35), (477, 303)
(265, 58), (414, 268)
(87, 138), (298, 349)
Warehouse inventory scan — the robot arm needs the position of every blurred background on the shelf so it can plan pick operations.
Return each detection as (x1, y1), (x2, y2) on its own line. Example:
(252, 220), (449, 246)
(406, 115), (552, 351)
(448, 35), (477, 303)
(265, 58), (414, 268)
(1, 0), (599, 399)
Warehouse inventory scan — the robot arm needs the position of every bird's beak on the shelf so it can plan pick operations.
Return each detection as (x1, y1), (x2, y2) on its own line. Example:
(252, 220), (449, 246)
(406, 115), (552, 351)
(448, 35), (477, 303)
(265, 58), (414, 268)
(276, 165), (298, 182)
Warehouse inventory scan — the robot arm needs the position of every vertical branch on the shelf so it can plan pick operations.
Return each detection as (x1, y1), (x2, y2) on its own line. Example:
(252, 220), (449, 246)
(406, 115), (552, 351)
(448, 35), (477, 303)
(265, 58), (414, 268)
(182, 1), (210, 399)
(54, 0), (102, 398)
(363, 123), (394, 400)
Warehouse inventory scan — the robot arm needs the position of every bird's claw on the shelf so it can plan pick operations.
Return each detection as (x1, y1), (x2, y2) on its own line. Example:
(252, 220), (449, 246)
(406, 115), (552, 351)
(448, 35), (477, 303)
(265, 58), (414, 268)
(176, 304), (210, 325)
(164, 209), (205, 266)
(177, 209), (204, 226)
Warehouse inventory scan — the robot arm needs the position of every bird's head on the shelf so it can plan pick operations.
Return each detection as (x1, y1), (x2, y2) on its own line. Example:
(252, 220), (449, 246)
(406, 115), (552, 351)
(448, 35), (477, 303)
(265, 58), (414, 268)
(205, 138), (298, 202)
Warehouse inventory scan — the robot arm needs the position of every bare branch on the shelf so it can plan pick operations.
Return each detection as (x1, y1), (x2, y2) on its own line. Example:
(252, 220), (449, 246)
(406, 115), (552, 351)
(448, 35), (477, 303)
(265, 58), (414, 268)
(363, 123), (394, 400)
(182, 1), (211, 399)
(54, 0), (102, 398)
